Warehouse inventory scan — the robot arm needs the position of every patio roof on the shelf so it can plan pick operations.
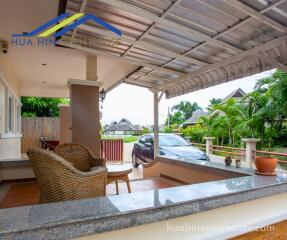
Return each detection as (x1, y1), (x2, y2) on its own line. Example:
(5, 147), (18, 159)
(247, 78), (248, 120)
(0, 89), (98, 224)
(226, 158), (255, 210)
(59, 0), (287, 98)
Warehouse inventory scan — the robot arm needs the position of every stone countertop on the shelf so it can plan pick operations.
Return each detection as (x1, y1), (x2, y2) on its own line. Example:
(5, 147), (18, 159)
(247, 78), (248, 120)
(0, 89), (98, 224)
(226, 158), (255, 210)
(1, 157), (287, 240)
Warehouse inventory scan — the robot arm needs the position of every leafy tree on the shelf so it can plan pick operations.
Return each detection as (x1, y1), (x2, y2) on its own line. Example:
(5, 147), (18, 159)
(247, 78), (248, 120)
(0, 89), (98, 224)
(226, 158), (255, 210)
(165, 111), (185, 125)
(21, 97), (68, 117)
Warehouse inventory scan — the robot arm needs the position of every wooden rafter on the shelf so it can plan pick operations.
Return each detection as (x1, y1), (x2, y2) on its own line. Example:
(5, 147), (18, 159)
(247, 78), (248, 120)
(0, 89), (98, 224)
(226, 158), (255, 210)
(64, 0), (287, 97)
(57, 39), (184, 76)
(71, 0), (88, 40)
(101, 0), (243, 53)
(72, 16), (209, 66)
(226, 0), (287, 33)
(157, 34), (287, 90)
(122, 0), (183, 57)
(135, 0), (285, 84)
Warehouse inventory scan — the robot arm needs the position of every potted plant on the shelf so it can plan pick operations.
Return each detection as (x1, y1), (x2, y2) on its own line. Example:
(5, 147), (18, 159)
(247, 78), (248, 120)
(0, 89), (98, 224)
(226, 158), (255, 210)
(255, 156), (277, 175)
(235, 159), (241, 168)
(225, 156), (232, 166)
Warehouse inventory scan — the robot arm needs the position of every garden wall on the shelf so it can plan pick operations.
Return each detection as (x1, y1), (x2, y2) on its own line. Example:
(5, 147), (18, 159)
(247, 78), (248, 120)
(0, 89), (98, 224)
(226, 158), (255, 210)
(21, 117), (60, 153)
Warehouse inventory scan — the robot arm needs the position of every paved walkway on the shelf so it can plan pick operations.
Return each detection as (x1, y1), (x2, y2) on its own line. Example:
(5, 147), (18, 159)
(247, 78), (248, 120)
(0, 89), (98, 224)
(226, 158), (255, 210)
(123, 142), (134, 163)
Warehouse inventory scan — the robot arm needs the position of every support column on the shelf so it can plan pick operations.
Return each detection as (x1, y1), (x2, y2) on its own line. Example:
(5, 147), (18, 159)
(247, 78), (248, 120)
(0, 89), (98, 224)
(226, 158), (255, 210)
(153, 91), (159, 158)
(68, 80), (102, 158)
(204, 137), (215, 155)
(59, 104), (71, 144)
(86, 56), (98, 81)
(242, 138), (260, 169)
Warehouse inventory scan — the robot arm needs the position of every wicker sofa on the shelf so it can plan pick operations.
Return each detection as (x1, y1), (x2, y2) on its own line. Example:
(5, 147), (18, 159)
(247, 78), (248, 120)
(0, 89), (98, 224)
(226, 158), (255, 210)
(28, 148), (107, 203)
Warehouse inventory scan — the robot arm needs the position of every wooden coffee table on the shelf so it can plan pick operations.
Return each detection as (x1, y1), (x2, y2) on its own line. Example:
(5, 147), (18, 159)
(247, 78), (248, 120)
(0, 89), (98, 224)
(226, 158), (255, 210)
(107, 165), (132, 195)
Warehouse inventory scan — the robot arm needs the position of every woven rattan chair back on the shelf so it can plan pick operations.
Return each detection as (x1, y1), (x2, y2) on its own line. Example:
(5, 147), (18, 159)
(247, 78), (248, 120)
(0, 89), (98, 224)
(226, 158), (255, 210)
(55, 143), (94, 172)
(28, 148), (107, 203)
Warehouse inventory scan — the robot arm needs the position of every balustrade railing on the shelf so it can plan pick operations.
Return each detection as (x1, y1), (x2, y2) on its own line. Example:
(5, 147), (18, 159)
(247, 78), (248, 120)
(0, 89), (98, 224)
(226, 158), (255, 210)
(253, 150), (287, 165)
(210, 145), (246, 161)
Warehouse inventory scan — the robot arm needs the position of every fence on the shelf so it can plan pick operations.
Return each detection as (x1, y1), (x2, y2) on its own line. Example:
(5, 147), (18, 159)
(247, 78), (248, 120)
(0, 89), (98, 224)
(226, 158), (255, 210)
(194, 137), (287, 168)
(21, 117), (60, 153)
(210, 145), (246, 161)
(21, 118), (124, 163)
(100, 139), (124, 164)
(254, 150), (287, 165)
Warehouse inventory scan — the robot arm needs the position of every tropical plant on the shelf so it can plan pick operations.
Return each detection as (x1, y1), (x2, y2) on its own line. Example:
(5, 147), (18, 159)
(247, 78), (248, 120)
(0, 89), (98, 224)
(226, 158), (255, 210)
(166, 70), (287, 148)
(209, 98), (222, 107)
(21, 97), (69, 117)
(165, 111), (185, 125)
(180, 124), (207, 143)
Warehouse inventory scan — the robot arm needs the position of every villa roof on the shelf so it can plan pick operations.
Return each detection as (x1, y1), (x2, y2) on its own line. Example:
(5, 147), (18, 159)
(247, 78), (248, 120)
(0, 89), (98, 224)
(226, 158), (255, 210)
(183, 88), (246, 125)
(60, 0), (287, 99)
(106, 118), (141, 131)
(183, 110), (208, 125)
(223, 88), (246, 101)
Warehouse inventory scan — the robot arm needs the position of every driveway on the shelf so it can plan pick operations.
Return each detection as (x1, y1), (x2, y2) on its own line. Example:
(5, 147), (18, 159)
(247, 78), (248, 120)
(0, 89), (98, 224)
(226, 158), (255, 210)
(123, 142), (134, 163)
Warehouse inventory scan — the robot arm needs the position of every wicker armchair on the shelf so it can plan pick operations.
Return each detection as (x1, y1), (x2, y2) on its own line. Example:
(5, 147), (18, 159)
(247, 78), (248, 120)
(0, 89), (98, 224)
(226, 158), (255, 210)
(55, 143), (106, 172)
(28, 148), (107, 203)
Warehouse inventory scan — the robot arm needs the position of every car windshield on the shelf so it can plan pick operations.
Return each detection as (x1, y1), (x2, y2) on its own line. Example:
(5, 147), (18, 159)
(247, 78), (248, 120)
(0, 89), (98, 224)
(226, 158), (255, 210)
(159, 135), (190, 147)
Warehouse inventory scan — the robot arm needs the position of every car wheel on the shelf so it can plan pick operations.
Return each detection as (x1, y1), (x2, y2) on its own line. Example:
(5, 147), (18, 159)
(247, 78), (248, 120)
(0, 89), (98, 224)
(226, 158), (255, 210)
(132, 152), (139, 168)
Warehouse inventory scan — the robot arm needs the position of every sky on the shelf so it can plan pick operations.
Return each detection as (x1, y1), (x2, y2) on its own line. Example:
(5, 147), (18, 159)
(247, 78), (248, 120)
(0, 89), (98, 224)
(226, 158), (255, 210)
(101, 69), (276, 126)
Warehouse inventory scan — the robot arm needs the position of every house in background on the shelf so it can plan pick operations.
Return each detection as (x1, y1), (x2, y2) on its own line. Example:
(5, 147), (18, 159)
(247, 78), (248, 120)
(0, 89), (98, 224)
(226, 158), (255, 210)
(182, 88), (246, 127)
(222, 88), (246, 102)
(105, 118), (142, 136)
(182, 109), (208, 127)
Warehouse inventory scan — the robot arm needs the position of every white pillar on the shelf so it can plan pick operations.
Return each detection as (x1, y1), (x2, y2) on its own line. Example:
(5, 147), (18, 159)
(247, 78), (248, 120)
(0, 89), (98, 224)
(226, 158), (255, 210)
(242, 138), (260, 169)
(153, 91), (159, 159)
(204, 137), (215, 155)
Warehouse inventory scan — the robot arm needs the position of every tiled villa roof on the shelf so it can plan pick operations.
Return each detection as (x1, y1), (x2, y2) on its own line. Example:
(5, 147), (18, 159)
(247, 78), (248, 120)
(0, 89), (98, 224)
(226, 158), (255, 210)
(184, 110), (208, 125)
(223, 88), (246, 102)
(106, 119), (141, 132)
(183, 88), (246, 126)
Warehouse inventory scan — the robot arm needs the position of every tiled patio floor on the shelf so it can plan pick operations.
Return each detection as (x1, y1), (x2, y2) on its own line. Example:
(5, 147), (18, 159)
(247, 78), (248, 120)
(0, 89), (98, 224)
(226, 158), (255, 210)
(0, 170), (180, 209)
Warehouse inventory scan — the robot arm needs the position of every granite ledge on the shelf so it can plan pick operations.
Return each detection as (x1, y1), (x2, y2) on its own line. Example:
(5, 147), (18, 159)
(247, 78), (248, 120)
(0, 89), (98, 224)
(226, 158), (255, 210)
(1, 158), (287, 240)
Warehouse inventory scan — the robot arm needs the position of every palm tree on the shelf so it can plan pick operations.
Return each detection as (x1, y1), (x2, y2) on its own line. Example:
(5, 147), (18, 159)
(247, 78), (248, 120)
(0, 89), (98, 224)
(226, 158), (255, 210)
(211, 99), (245, 146)
(171, 101), (201, 121)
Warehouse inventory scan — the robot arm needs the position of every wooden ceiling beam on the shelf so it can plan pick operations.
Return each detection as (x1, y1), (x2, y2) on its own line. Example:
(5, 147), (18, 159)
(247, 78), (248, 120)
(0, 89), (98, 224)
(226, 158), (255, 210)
(71, 0), (88, 40)
(226, 0), (287, 33)
(136, 0), (286, 86)
(76, 24), (209, 66)
(101, 0), (242, 53)
(123, 0), (183, 56)
(57, 39), (184, 76)
(157, 34), (287, 90)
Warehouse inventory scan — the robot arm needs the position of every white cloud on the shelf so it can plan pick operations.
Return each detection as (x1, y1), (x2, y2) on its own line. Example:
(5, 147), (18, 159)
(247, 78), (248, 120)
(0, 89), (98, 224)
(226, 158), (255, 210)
(102, 69), (275, 126)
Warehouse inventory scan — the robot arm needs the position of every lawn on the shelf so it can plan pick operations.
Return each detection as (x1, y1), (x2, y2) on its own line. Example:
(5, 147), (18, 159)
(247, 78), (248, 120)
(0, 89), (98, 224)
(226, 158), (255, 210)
(101, 135), (139, 143)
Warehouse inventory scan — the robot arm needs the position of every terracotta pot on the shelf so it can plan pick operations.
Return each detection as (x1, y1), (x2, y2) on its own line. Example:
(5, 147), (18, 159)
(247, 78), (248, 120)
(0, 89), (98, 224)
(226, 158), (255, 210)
(255, 156), (277, 173)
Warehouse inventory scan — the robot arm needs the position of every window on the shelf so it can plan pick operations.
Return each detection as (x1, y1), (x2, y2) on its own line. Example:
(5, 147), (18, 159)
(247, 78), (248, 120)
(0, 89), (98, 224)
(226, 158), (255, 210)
(4, 88), (18, 135)
(16, 102), (21, 133)
(159, 135), (189, 147)
(8, 95), (13, 132)
(146, 136), (153, 144)
(0, 77), (21, 137)
(139, 135), (147, 144)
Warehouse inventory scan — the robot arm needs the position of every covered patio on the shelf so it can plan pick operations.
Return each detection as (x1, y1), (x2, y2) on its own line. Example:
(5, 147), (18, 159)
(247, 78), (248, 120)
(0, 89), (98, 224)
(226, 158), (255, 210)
(0, 0), (287, 239)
